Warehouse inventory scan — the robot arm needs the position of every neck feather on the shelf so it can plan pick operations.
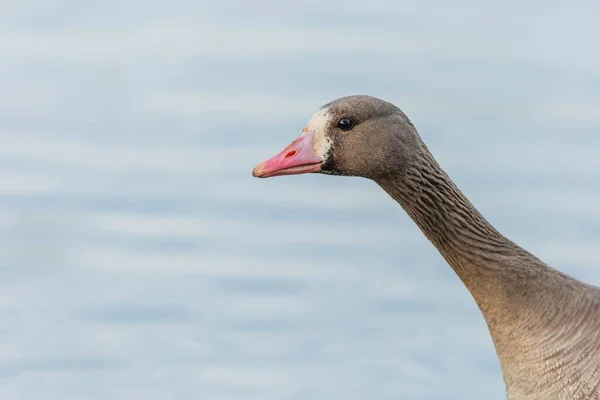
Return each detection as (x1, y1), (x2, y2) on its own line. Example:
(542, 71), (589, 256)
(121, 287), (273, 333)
(375, 146), (562, 309)
(375, 143), (600, 398)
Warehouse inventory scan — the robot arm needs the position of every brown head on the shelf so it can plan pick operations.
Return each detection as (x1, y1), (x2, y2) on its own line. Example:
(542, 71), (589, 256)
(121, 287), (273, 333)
(252, 95), (425, 182)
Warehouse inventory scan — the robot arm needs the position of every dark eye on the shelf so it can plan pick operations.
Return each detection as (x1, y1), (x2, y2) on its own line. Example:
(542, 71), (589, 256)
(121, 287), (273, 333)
(336, 117), (354, 131)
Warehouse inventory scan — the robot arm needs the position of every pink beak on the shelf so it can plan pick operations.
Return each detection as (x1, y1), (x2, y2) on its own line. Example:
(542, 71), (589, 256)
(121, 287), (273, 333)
(252, 131), (323, 178)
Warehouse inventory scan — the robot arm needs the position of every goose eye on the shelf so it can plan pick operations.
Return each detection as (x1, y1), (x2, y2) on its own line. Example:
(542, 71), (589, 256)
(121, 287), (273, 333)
(336, 118), (354, 131)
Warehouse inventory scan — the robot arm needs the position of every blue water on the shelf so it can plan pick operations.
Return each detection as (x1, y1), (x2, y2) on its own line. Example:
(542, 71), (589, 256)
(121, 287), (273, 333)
(1, 1), (600, 398)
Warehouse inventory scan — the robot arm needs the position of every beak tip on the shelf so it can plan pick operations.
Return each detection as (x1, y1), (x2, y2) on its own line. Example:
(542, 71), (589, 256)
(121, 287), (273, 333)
(252, 163), (265, 178)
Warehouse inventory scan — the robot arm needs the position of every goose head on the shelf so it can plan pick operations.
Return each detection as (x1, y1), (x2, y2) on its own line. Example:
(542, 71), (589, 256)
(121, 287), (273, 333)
(252, 95), (424, 181)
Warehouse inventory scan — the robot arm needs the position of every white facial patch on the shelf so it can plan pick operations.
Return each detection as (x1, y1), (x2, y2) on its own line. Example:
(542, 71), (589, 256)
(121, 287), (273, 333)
(302, 107), (333, 159)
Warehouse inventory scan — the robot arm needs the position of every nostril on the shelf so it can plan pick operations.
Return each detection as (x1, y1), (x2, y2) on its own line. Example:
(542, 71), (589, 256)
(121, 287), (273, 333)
(285, 150), (297, 159)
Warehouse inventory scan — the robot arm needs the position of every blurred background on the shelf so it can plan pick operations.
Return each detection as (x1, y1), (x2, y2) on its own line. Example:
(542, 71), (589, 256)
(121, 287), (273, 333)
(1, 0), (600, 399)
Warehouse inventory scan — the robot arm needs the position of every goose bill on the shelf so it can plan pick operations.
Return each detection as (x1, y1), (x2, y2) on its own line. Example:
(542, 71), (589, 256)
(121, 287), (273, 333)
(252, 130), (323, 178)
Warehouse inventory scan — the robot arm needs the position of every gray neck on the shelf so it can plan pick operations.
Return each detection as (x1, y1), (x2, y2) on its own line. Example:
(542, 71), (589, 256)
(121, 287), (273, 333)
(376, 147), (540, 294)
(375, 145), (600, 399)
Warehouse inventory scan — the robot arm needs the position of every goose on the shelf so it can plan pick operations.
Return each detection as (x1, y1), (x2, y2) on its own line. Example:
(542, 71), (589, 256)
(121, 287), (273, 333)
(251, 95), (600, 399)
